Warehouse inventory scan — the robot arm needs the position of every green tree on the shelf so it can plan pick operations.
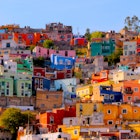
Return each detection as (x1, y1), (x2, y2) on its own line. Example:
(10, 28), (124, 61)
(84, 28), (91, 41)
(43, 39), (54, 48)
(0, 108), (35, 140)
(106, 48), (123, 65)
(125, 15), (140, 31)
(91, 31), (104, 40)
(33, 57), (45, 67)
(29, 45), (35, 51)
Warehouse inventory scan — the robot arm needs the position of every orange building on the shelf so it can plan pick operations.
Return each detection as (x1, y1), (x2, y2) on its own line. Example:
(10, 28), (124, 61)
(123, 80), (140, 103)
(0, 24), (19, 31)
(91, 70), (109, 83)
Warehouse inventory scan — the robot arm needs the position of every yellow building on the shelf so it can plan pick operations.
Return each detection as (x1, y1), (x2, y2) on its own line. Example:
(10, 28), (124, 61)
(103, 103), (140, 125)
(76, 81), (112, 101)
(76, 85), (93, 98)
(76, 102), (140, 126)
(92, 80), (111, 90)
(58, 125), (80, 140)
(103, 104), (122, 125)
(119, 104), (140, 121)
(76, 102), (103, 117)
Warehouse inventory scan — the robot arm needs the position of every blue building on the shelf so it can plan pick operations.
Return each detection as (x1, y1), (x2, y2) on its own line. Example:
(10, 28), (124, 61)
(50, 54), (75, 70)
(32, 76), (50, 95)
(100, 85), (123, 104)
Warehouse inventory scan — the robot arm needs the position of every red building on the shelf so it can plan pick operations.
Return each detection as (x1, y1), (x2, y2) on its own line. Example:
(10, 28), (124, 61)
(13, 32), (48, 46)
(0, 33), (13, 41)
(33, 67), (46, 77)
(70, 37), (87, 46)
(39, 106), (76, 132)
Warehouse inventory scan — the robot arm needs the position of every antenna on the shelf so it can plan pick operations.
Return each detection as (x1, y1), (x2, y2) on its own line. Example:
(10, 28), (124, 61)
(77, 27), (80, 37)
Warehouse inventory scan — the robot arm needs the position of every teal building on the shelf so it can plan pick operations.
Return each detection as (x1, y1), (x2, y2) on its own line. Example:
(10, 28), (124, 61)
(17, 57), (33, 75)
(90, 39), (115, 56)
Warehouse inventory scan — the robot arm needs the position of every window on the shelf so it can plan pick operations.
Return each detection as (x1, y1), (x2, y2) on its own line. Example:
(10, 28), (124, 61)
(122, 109), (127, 114)
(124, 45), (128, 50)
(35, 79), (39, 84)
(6, 89), (9, 95)
(21, 90), (24, 96)
(104, 94), (109, 99)
(28, 84), (31, 89)
(66, 60), (71, 65)
(124, 51), (127, 55)
(127, 96), (132, 101)
(72, 87), (75, 92)
(74, 130), (78, 135)
(134, 87), (138, 92)
(6, 43), (10, 48)
(129, 51), (133, 55)
(21, 83), (24, 89)
(4, 51), (8, 54)
(6, 82), (9, 88)
(59, 59), (63, 64)
(87, 117), (90, 124)
(80, 104), (83, 112)
(110, 95), (114, 100)
(40, 79), (43, 84)
(108, 120), (113, 125)
(93, 104), (97, 112)
(70, 120), (72, 125)
(2, 82), (4, 86)
(41, 104), (45, 107)
(134, 96), (138, 101)
(107, 110), (111, 114)
(50, 116), (54, 124)
(65, 51), (68, 56)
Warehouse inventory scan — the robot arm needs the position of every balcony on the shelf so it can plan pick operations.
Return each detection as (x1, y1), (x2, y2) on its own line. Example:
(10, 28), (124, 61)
(124, 87), (133, 94)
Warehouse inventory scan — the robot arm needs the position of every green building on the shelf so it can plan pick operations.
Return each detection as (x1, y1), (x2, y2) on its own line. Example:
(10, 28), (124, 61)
(14, 76), (32, 97)
(17, 57), (33, 75)
(0, 74), (32, 97)
(0, 76), (14, 96)
(90, 39), (115, 56)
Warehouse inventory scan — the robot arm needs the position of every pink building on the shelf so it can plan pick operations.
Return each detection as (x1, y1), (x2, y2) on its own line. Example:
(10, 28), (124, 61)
(33, 46), (76, 58)
(45, 22), (73, 42)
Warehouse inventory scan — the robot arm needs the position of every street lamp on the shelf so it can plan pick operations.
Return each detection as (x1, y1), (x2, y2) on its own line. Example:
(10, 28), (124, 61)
(27, 109), (30, 135)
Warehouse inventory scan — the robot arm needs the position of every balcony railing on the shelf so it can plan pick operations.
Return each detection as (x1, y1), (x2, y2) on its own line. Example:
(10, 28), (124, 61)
(124, 89), (133, 94)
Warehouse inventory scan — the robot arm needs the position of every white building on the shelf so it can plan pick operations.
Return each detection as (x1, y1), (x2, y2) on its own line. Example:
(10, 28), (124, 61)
(123, 41), (136, 56)
(4, 60), (17, 73)
(20, 132), (71, 140)
(63, 112), (104, 126)
(1, 39), (18, 49)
